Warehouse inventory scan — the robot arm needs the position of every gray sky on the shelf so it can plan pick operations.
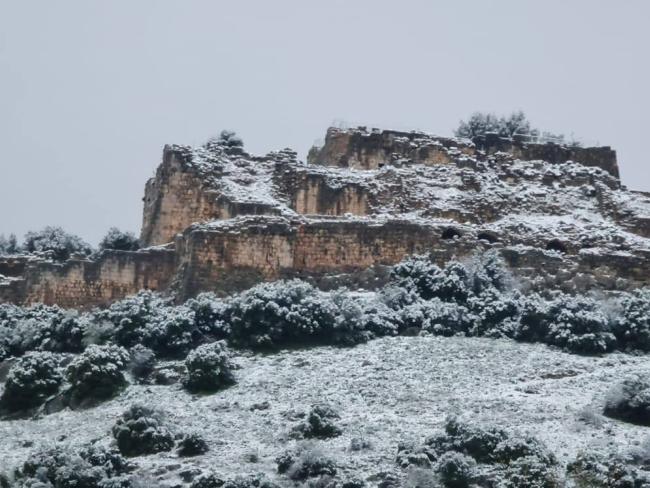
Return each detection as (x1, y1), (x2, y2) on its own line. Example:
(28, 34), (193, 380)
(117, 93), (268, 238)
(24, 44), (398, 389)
(1, 0), (648, 245)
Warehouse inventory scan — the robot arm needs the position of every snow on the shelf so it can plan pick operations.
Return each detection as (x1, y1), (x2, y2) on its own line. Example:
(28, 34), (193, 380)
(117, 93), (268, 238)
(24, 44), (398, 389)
(1, 336), (648, 483)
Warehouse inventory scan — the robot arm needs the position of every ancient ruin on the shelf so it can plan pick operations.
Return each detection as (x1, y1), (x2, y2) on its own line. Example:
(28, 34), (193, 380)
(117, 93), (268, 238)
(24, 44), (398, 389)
(1, 126), (649, 308)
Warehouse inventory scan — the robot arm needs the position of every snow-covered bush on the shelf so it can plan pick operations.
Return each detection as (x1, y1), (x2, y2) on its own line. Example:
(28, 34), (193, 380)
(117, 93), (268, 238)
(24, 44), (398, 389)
(395, 440), (435, 469)
(177, 432), (209, 457)
(0, 233), (19, 255)
(221, 475), (281, 488)
(222, 280), (371, 349)
(128, 344), (156, 380)
(291, 404), (342, 439)
(543, 294), (617, 354)
(501, 455), (562, 488)
(613, 289), (650, 352)
(99, 228), (140, 252)
(112, 404), (175, 456)
(435, 451), (476, 488)
(0, 351), (62, 411)
(276, 442), (337, 481)
(390, 257), (470, 303)
(404, 299), (473, 336)
(142, 305), (199, 357)
(455, 110), (539, 140)
(185, 292), (229, 337)
(425, 417), (508, 463)
(567, 450), (650, 488)
(23, 226), (93, 261)
(603, 376), (650, 426)
(0, 304), (86, 358)
(191, 473), (226, 488)
(183, 341), (235, 393)
(91, 291), (167, 348)
(466, 290), (521, 338)
(16, 445), (131, 488)
(66, 344), (130, 402)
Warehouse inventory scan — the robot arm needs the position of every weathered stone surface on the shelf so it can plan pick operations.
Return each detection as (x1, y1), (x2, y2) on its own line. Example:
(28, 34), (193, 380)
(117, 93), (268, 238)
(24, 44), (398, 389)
(0, 126), (646, 308)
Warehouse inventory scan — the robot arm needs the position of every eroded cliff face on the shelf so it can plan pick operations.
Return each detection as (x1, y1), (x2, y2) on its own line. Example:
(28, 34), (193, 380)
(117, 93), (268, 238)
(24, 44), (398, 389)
(0, 126), (646, 308)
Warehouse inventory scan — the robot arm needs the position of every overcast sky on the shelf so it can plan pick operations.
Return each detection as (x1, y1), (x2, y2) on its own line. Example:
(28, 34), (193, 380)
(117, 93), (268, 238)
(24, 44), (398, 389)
(1, 0), (648, 245)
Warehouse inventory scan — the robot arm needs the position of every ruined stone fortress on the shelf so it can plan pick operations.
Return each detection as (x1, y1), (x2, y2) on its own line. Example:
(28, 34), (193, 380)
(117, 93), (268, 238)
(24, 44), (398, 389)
(1, 126), (649, 308)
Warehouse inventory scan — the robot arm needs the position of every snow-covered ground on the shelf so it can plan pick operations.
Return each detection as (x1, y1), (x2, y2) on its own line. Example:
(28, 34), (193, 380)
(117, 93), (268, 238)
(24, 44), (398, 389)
(2, 335), (648, 484)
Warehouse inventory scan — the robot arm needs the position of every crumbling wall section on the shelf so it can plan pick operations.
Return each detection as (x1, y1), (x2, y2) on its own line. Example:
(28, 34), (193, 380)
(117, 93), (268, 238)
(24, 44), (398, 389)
(1, 248), (177, 308)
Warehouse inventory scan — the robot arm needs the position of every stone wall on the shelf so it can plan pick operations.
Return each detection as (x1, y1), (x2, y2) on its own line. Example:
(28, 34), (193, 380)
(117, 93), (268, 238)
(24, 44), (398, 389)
(310, 127), (620, 177)
(140, 147), (224, 246)
(308, 127), (470, 169)
(0, 248), (177, 309)
(290, 174), (369, 216)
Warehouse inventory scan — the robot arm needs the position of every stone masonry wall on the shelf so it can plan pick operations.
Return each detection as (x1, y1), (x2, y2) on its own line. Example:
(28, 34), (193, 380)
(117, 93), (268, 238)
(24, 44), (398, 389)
(0, 248), (177, 309)
(141, 147), (225, 246)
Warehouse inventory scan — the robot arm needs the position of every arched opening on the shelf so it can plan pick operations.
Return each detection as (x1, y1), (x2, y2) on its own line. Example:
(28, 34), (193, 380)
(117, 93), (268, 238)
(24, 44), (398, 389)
(546, 239), (567, 253)
(441, 227), (463, 240)
(477, 232), (499, 244)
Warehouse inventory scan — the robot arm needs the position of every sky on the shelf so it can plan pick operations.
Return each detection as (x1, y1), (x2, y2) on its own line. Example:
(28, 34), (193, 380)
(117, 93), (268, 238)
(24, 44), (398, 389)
(0, 0), (648, 245)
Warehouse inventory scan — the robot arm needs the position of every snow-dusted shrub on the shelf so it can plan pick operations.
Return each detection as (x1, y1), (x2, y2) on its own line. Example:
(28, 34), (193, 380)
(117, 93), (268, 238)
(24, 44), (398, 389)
(567, 451), (650, 488)
(221, 475), (281, 488)
(455, 110), (537, 140)
(329, 289), (372, 345)
(183, 341), (235, 393)
(112, 404), (175, 456)
(466, 290), (521, 338)
(292, 404), (342, 439)
(395, 441), (435, 469)
(492, 436), (557, 466)
(23, 226), (93, 261)
(276, 442), (337, 481)
(435, 451), (476, 488)
(390, 257), (470, 303)
(425, 417), (508, 463)
(0, 233), (19, 255)
(99, 228), (140, 252)
(177, 432), (209, 457)
(412, 299), (473, 336)
(358, 297), (401, 337)
(603, 376), (650, 426)
(223, 280), (326, 348)
(613, 289), (650, 351)
(128, 345), (156, 380)
(0, 304), (86, 358)
(17, 445), (131, 488)
(142, 305), (199, 357)
(501, 455), (562, 488)
(467, 251), (512, 295)
(0, 351), (62, 411)
(191, 473), (226, 488)
(66, 344), (130, 401)
(185, 292), (229, 337)
(543, 294), (617, 354)
(92, 291), (167, 348)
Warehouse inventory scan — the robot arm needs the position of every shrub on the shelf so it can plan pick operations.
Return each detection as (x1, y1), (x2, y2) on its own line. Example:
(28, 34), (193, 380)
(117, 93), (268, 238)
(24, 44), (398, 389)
(183, 341), (236, 393)
(92, 291), (167, 348)
(613, 289), (650, 351)
(128, 345), (156, 380)
(185, 292), (229, 337)
(191, 473), (226, 488)
(23, 226), (93, 261)
(395, 441), (435, 469)
(112, 404), (175, 456)
(221, 475), (280, 488)
(0, 233), (19, 255)
(276, 442), (337, 481)
(543, 295), (616, 354)
(567, 451), (650, 488)
(292, 404), (342, 439)
(99, 228), (140, 252)
(603, 376), (650, 426)
(455, 111), (535, 139)
(435, 452), (476, 488)
(0, 304), (86, 358)
(142, 305), (199, 357)
(1, 351), (63, 411)
(425, 417), (508, 463)
(177, 433), (209, 457)
(17, 445), (131, 488)
(501, 455), (562, 488)
(66, 344), (130, 402)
